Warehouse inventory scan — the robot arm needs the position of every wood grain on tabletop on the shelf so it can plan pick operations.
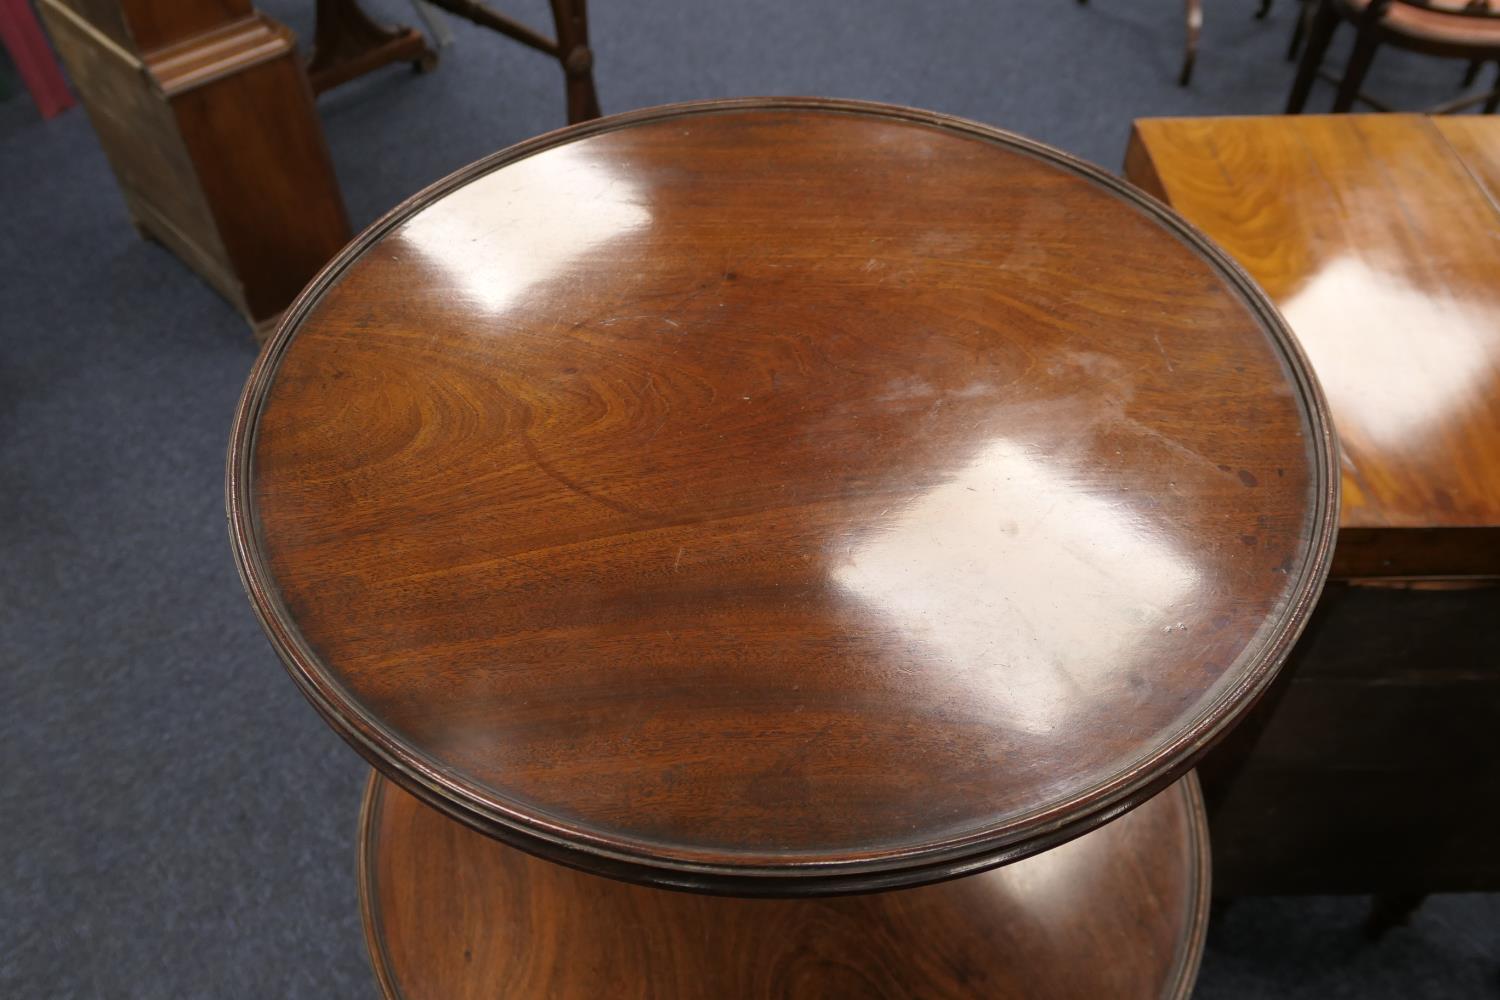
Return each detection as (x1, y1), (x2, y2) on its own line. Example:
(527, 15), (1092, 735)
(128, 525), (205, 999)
(1126, 114), (1500, 578)
(1434, 115), (1500, 206)
(229, 99), (1336, 893)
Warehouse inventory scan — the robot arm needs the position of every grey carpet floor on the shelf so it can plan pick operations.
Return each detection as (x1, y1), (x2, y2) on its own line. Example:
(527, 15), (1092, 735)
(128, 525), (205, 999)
(2, 0), (1497, 996)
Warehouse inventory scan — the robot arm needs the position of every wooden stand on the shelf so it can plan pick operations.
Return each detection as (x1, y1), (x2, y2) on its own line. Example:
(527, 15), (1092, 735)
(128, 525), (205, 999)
(307, 0), (437, 95)
(228, 100), (1336, 998)
(38, 0), (350, 329)
(360, 772), (1210, 1000)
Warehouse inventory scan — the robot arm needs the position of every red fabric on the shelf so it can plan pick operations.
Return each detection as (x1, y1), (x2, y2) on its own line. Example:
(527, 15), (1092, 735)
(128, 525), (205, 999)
(0, 0), (75, 119)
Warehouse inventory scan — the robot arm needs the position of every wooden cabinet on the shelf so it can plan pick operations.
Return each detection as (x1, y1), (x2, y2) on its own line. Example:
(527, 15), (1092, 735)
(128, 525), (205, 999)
(1126, 114), (1500, 897)
(40, 0), (350, 331)
(1208, 580), (1500, 895)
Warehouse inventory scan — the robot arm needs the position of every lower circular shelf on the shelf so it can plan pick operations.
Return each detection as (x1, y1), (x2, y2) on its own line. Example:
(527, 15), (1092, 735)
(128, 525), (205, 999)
(358, 771), (1210, 999)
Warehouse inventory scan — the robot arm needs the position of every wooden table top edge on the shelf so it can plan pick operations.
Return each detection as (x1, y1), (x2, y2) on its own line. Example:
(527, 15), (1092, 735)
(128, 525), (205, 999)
(356, 770), (1214, 995)
(1166, 770), (1213, 1000)
(1126, 112), (1500, 227)
(1125, 113), (1500, 580)
(228, 97), (1339, 894)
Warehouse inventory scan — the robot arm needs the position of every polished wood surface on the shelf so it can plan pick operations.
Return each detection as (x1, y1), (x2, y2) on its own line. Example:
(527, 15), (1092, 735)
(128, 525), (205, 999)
(1434, 115), (1500, 201)
(1128, 114), (1500, 579)
(360, 771), (1211, 999)
(40, 0), (350, 328)
(230, 99), (1336, 893)
(1126, 114), (1500, 897)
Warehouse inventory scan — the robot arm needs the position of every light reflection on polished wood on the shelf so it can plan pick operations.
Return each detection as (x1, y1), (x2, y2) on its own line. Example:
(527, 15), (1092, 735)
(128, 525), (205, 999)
(359, 771), (1210, 1000)
(1126, 114), (1500, 579)
(230, 99), (1336, 893)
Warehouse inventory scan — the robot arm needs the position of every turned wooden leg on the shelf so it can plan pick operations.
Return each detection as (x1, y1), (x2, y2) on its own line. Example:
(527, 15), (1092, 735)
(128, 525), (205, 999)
(1333, 28), (1379, 112)
(551, 0), (600, 124)
(1287, 0), (1314, 60)
(1179, 0), (1202, 86)
(1286, 0), (1338, 112)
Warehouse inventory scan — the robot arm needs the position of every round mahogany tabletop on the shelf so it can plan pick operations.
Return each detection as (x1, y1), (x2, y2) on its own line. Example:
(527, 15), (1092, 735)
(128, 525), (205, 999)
(229, 98), (1337, 895)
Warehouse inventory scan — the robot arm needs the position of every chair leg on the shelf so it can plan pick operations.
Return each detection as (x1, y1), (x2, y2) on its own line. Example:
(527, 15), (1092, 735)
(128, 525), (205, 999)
(1485, 63), (1500, 114)
(1286, 0), (1338, 112)
(1463, 59), (1482, 87)
(550, 0), (600, 124)
(1333, 28), (1379, 112)
(1257, 0), (1273, 19)
(1179, 0), (1202, 86)
(1287, 0), (1314, 61)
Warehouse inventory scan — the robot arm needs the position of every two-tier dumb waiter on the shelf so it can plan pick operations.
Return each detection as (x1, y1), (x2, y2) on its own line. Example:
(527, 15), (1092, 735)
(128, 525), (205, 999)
(229, 99), (1337, 998)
